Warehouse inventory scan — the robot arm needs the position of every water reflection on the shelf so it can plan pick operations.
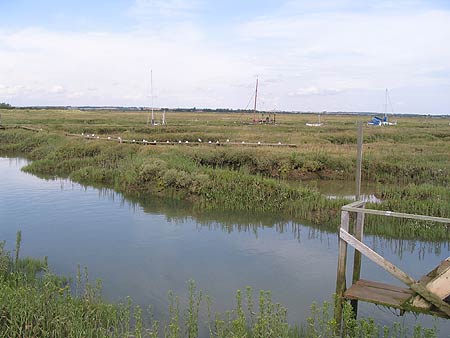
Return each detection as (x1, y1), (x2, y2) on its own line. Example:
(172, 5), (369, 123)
(305, 179), (384, 203)
(368, 236), (450, 261)
(49, 171), (450, 260)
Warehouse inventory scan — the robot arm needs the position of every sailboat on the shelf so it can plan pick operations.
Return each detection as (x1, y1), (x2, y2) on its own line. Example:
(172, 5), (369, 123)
(146, 69), (166, 126)
(146, 69), (156, 126)
(368, 89), (397, 126)
(306, 113), (323, 127)
(245, 77), (275, 124)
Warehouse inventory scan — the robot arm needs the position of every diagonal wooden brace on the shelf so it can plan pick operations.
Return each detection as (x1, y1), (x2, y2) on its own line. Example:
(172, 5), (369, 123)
(340, 228), (450, 317)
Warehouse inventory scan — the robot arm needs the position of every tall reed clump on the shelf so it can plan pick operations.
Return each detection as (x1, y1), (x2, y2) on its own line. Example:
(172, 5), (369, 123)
(201, 168), (346, 225)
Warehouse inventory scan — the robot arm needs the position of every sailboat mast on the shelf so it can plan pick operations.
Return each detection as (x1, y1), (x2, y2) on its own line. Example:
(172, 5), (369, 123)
(253, 77), (258, 123)
(151, 69), (155, 125)
(384, 88), (388, 117)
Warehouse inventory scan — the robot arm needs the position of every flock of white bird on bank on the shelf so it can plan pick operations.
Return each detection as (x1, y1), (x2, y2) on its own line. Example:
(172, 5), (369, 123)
(80, 133), (284, 146)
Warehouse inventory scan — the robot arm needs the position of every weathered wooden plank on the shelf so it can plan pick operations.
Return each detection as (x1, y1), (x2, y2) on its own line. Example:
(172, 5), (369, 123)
(341, 228), (415, 285)
(345, 280), (449, 318)
(352, 209), (365, 285)
(341, 205), (450, 224)
(334, 210), (350, 332)
(413, 257), (450, 308)
(341, 229), (450, 317)
(355, 122), (363, 200)
(345, 280), (413, 308)
(342, 200), (366, 209)
(351, 207), (365, 315)
(356, 279), (413, 294)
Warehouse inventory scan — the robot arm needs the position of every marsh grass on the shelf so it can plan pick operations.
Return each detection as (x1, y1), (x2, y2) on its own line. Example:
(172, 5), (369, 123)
(2, 110), (450, 241)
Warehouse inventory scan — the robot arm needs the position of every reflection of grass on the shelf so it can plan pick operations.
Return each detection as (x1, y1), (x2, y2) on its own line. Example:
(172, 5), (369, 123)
(1, 110), (450, 240)
(0, 233), (439, 337)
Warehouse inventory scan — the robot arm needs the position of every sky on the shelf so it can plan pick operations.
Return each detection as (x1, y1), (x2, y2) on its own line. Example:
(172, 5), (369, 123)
(1, 0), (450, 114)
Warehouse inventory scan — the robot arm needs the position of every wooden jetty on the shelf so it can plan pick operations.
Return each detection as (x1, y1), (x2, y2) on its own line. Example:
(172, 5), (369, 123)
(334, 200), (450, 331)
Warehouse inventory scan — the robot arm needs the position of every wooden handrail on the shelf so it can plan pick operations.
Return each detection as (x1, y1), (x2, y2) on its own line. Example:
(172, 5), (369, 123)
(342, 203), (450, 224)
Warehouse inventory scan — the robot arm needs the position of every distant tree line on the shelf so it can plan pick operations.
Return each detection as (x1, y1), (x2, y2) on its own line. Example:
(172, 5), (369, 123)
(0, 102), (13, 109)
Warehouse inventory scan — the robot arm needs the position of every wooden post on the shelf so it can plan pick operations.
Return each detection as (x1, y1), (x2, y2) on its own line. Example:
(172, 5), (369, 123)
(350, 207), (365, 315)
(356, 121), (363, 200)
(350, 122), (363, 316)
(335, 210), (350, 333)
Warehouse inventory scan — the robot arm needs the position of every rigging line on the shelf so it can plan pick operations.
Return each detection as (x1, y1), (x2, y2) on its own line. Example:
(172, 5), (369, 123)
(244, 92), (255, 110)
(387, 89), (395, 115)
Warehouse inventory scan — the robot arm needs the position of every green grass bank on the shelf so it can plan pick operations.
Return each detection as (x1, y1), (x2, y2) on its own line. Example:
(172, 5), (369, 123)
(1, 127), (450, 241)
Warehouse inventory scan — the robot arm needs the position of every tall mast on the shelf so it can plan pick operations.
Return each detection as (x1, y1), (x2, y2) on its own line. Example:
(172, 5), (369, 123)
(384, 88), (388, 117)
(253, 77), (258, 123)
(151, 69), (155, 125)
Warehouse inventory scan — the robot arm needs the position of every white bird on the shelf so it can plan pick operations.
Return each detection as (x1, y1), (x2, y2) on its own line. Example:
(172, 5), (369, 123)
(278, 142), (282, 145)
(166, 140), (170, 143)
(81, 132), (84, 136)
(198, 138), (202, 142)
(179, 140), (182, 143)
(208, 141), (212, 144)
(96, 136), (99, 139)
(216, 141), (219, 144)
(133, 139), (136, 142)
(257, 141), (261, 145)
(153, 140), (156, 143)
(108, 137), (111, 140)
(226, 139), (230, 142)
(242, 141), (245, 144)
(185, 141), (189, 143)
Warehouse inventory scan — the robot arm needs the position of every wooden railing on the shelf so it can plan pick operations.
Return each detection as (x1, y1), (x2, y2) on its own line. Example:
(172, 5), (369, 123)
(334, 201), (450, 331)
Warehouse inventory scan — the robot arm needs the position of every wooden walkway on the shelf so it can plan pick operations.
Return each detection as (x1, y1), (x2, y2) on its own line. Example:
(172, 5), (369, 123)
(345, 279), (414, 309)
(345, 277), (449, 318)
(334, 201), (450, 331)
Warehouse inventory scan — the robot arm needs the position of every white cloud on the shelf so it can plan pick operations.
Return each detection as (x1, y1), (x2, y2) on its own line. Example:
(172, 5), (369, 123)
(289, 87), (343, 97)
(48, 85), (65, 94)
(0, 2), (449, 113)
(0, 84), (24, 96)
(0, 27), (254, 107)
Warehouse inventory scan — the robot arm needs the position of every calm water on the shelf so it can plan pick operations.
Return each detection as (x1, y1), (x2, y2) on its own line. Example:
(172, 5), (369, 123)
(1, 157), (449, 335)
(305, 179), (384, 203)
